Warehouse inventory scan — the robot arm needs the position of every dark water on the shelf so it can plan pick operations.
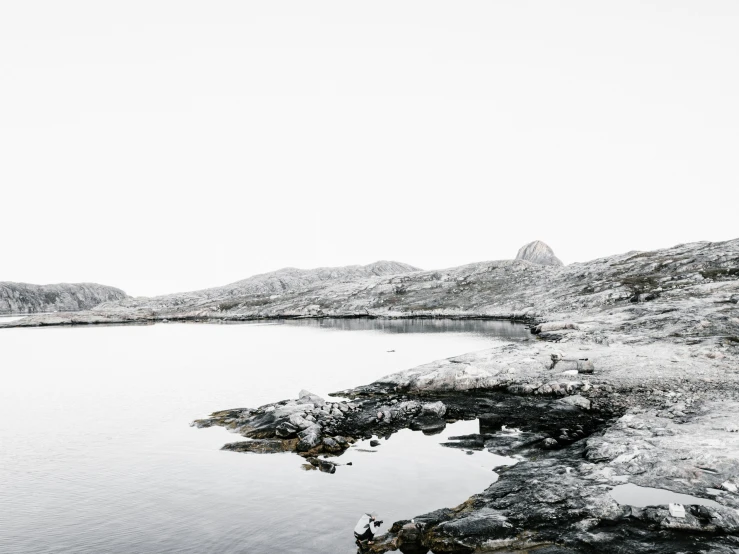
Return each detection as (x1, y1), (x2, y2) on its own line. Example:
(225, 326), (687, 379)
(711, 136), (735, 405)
(0, 319), (527, 553)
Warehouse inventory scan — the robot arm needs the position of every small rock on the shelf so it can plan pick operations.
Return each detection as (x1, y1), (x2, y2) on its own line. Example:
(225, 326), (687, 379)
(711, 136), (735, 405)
(722, 481), (738, 493)
(558, 394), (592, 411)
(322, 437), (343, 452)
(422, 401), (447, 417)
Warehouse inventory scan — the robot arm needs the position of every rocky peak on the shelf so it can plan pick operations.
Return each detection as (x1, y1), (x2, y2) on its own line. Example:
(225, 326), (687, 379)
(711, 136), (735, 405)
(515, 240), (564, 267)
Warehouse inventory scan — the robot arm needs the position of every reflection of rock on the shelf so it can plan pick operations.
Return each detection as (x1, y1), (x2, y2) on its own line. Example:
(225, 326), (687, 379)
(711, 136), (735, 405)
(305, 457), (337, 474)
(409, 416), (446, 435)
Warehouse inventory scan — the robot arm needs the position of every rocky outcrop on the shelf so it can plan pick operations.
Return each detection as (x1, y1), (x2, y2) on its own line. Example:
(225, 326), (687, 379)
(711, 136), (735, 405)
(196, 372), (739, 552)
(515, 240), (564, 267)
(183, 238), (739, 553)
(194, 388), (609, 467)
(0, 282), (127, 315)
(0, 260), (421, 326)
(4, 238), (736, 334)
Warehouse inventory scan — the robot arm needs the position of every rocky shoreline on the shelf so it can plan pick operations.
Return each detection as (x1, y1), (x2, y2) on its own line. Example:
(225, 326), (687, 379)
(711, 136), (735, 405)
(193, 345), (739, 553)
(5, 239), (739, 551)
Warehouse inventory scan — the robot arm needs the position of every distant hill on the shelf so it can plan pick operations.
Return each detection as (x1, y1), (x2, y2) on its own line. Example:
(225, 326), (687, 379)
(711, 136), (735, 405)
(0, 282), (128, 315)
(101, 260), (423, 313)
(5, 238), (737, 336)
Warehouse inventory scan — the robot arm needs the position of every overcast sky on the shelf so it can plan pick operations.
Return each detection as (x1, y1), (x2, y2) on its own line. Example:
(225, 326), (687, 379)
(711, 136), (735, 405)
(1, 1), (737, 297)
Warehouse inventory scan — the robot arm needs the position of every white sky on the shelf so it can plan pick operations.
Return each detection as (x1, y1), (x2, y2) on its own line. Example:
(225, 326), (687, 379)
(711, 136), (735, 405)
(1, 1), (737, 297)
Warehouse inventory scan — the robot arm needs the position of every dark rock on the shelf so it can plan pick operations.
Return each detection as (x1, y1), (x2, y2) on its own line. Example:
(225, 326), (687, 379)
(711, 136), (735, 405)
(296, 425), (322, 452)
(221, 439), (296, 454)
(322, 437), (343, 453)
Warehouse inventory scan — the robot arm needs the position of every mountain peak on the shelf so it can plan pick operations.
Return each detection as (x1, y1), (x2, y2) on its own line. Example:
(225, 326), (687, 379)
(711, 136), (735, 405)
(515, 240), (564, 267)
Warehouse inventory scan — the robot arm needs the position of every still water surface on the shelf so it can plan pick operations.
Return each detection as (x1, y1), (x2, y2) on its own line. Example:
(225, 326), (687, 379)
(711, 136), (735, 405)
(0, 319), (528, 553)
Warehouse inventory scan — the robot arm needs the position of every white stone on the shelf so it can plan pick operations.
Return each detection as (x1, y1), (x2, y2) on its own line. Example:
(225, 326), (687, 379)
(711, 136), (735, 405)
(668, 503), (686, 518)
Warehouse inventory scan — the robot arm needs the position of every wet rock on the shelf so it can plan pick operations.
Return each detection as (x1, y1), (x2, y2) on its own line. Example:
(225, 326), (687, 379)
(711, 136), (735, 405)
(296, 425), (322, 452)
(426, 508), (515, 552)
(370, 439), (381, 447)
(396, 523), (426, 554)
(322, 437), (343, 453)
(275, 422), (299, 438)
(222, 439), (296, 454)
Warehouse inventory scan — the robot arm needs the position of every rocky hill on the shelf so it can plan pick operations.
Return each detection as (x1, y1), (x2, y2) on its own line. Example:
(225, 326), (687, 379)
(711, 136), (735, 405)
(515, 239), (564, 266)
(0, 261), (421, 324)
(0, 282), (128, 315)
(3, 240), (737, 340)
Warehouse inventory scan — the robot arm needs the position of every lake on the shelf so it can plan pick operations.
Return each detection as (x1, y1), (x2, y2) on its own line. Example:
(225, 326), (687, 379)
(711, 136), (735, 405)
(0, 319), (529, 553)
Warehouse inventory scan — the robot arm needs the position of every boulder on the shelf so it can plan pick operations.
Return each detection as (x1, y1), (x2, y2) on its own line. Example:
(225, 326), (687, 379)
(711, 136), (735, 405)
(558, 394), (592, 411)
(296, 425), (322, 452)
(422, 401), (447, 417)
(533, 321), (580, 334)
(298, 390), (325, 407)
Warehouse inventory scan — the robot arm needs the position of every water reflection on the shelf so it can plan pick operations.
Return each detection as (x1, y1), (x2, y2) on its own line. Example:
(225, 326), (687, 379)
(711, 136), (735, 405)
(610, 483), (722, 508)
(283, 317), (531, 339)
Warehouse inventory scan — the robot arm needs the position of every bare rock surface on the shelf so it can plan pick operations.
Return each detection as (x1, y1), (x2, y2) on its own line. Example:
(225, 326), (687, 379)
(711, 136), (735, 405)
(0, 282), (127, 315)
(184, 239), (739, 553)
(515, 240), (564, 267)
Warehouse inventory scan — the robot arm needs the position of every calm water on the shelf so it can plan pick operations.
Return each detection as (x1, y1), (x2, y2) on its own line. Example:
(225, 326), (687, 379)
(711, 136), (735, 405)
(610, 483), (722, 509)
(0, 319), (528, 553)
